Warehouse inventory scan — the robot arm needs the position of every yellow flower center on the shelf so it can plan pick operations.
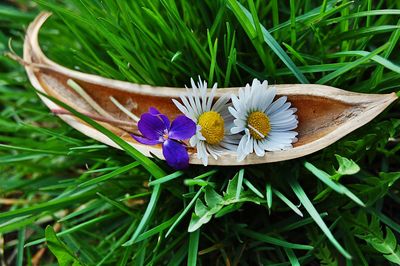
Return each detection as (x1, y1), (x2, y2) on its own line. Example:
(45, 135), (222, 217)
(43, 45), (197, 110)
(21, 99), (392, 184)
(198, 111), (225, 145)
(247, 111), (271, 140)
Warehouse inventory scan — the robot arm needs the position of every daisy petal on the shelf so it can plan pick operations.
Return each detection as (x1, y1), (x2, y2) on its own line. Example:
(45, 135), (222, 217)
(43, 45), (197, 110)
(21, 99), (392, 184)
(172, 99), (189, 116)
(254, 141), (265, 157)
(266, 96), (287, 115)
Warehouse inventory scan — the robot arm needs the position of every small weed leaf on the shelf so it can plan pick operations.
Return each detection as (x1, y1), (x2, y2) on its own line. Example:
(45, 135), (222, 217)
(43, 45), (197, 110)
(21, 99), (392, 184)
(188, 173), (265, 232)
(307, 228), (339, 266)
(45, 226), (84, 266)
(335, 154), (360, 176)
(352, 213), (400, 264)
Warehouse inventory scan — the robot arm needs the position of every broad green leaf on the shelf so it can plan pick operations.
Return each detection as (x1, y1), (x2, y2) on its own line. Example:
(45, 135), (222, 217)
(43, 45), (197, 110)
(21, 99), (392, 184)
(225, 172), (239, 197)
(335, 155), (360, 176)
(45, 226), (83, 266)
(214, 203), (242, 218)
(188, 212), (212, 233)
(204, 187), (224, 208)
(194, 199), (209, 217)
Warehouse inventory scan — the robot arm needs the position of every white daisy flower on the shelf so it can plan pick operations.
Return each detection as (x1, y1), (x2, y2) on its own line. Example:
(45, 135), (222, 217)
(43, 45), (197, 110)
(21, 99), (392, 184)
(229, 79), (298, 161)
(172, 77), (239, 166)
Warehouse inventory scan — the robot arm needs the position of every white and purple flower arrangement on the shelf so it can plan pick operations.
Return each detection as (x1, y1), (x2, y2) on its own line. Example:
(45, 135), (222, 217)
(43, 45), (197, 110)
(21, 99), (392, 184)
(132, 78), (299, 170)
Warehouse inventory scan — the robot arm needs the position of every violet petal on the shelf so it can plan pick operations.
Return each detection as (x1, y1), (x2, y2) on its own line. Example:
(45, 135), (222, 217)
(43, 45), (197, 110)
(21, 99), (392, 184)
(148, 107), (170, 129)
(169, 115), (197, 140)
(131, 134), (161, 145)
(162, 139), (189, 169)
(148, 107), (161, 115)
(138, 113), (166, 140)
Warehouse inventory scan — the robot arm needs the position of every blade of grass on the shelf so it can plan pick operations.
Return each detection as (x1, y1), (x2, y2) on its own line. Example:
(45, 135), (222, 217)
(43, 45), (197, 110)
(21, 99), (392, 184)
(123, 184), (162, 246)
(237, 227), (313, 250)
(288, 178), (352, 259)
(149, 171), (184, 186)
(304, 162), (365, 207)
(25, 212), (117, 247)
(166, 189), (203, 237)
(79, 161), (140, 187)
(317, 43), (388, 84)
(284, 247), (300, 266)
(272, 188), (303, 217)
(16, 227), (26, 266)
(243, 178), (264, 198)
(266, 183), (273, 211)
(187, 229), (200, 266)
(327, 50), (400, 74)
(236, 169), (244, 200)
(227, 0), (309, 84)
(135, 213), (179, 242)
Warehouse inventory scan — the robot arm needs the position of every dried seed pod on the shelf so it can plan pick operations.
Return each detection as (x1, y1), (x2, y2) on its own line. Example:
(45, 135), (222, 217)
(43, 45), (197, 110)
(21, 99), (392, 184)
(23, 12), (398, 165)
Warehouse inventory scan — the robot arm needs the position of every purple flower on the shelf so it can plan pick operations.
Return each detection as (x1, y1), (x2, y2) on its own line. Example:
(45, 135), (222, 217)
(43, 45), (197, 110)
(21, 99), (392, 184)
(131, 107), (196, 169)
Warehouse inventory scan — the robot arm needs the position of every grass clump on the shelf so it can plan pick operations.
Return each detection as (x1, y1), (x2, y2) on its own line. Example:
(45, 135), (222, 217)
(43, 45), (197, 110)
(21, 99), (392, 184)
(0, 0), (400, 265)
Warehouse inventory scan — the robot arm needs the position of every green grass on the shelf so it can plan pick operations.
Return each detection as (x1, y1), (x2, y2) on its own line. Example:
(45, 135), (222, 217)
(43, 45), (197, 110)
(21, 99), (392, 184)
(0, 0), (400, 265)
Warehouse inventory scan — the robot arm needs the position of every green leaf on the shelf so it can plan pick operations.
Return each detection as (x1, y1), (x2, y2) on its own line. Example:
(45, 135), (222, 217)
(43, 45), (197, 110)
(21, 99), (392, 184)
(352, 214), (400, 264)
(335, 154), (360, 176)
(226, 172), (239, 197)
(194, 199), (209, 217)
(188, 174), (267, 232)
(214, 203), (242, 218)
(188, 211), (212, 233)
(189, 199), (219, 232)
(45, 226), (83, 266)
(204, 187), (224, 208)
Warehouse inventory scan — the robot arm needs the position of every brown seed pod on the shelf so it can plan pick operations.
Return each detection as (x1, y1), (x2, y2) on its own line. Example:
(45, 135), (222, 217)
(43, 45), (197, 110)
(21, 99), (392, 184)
(23, 12), (398, 166)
